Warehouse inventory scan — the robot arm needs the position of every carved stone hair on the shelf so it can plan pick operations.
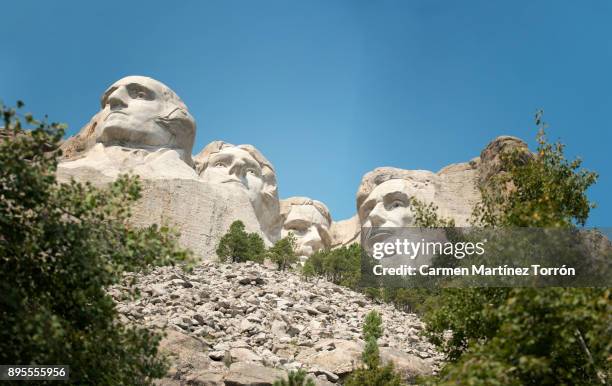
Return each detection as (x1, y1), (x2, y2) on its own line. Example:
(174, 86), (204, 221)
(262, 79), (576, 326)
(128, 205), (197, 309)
(194, 140), (279, 205)
(356, 167), (438, 213)
(280, 196), (332, 248)
(60, 76), (196, 165)
(279, 197), (332, 228)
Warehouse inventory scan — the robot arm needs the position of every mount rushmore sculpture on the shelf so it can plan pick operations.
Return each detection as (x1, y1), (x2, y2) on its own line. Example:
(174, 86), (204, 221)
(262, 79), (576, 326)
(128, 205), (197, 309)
(280, 197), (332, 260)
(58, 75), (530, 259)
(60, 76), (198, 180)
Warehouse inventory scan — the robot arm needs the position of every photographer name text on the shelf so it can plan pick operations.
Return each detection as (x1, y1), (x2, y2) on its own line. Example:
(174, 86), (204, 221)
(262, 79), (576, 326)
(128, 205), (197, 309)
(372, 264), (576, 277)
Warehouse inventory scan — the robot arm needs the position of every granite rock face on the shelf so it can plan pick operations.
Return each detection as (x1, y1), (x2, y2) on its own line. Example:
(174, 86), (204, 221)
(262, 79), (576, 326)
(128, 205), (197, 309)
(331, 136), (530, 248)
(111, 261), (441, 385)
(56, 168), (272, 256)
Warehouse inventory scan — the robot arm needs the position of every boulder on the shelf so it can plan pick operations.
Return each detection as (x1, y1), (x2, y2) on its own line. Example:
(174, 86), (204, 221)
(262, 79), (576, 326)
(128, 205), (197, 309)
(224, 362), (286, 386)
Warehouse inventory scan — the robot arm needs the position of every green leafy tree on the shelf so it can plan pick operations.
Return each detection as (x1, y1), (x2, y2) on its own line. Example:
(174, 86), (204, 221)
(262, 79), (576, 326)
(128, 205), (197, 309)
(423, 112), (609, 385)
(216, 220), (265, 263)
(0, 102), (192, 384)
(247, 232), (266, 262)
(273, 369), (315, 386)
(268, 232), (298, 270)
(472, 110), (597, 228)
(306, 243), (362, 288)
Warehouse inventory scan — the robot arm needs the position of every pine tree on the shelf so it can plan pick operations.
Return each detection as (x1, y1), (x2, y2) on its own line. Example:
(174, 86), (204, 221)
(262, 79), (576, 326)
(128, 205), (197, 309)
(268, 233), (298, 270)
(216, 220), (265, 263)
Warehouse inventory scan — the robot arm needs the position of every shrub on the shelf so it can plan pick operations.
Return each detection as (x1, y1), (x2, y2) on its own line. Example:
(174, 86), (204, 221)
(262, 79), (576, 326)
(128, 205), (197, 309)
(216, 220), (265, 263)
(306, 243), (361, 289)
(268, 233), (298, 270)
(273, 369), (315, 386)
(344, 363), (403, 386)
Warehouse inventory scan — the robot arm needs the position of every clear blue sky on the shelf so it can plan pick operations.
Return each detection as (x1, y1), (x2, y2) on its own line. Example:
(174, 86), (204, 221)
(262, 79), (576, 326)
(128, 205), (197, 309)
(2, 0), (611, 225)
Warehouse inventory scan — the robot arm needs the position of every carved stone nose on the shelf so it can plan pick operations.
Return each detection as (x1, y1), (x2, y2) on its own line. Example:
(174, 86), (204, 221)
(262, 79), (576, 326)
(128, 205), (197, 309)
(108, 87), (129, 109)
(228, 159), (247, 177)
(368, 203), (386, 227)
(302, 227), (322, 246)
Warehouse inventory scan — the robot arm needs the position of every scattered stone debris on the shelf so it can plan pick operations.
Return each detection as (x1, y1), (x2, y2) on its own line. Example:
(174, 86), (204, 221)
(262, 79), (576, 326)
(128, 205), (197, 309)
(111, 261), (443, 385)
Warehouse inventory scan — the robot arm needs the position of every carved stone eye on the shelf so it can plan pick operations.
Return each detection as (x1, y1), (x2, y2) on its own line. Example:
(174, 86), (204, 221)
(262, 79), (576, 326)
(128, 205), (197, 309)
(391, 200), (404, 209)
(136, 91), (147, 99)
(214, 162), (225, 167)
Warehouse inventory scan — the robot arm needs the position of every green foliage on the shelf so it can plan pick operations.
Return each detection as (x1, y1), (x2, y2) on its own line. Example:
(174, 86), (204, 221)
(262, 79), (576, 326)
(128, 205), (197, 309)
(301, 259), (316, 280)
(344, 363), (403, 386)
(423, 112), (609, 385)
(268, 232), (298, 270)
(345, 310), (403, 386)
(409, 196), (456, 228)
(216, 220), (265, 263)
(425, 288), (610, 386)
(472, 110), (597, 228)
(363, 309), (384, 340)
(362, 310), (384, 370)
(305, 243), (362, 288)
(362, 336), (381, 370)
(0, 102), (192, 384)
(380, 287), (435, 314)
(273, 369), (315, 386)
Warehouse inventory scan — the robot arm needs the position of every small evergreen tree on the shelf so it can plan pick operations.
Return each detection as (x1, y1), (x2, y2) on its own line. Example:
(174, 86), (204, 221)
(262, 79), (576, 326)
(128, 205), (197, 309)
(301, 259), (316, 281)
(362, 310), (383, 369)
(345, 310), (403, 386)
(247, 232), (266, 263)
(273, 369), (315, 386)
(216, 220), (265, 263)
(267, 233), (298, 270)
(305, 244), (362, 288)
(362, 336), (381, 370)
(344, 363), (403, 386)
(363, 309), (384, 341)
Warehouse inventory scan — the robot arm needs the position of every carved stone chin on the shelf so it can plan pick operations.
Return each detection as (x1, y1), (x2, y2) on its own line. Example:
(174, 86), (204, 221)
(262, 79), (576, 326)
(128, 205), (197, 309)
(59, 143), (198, 180)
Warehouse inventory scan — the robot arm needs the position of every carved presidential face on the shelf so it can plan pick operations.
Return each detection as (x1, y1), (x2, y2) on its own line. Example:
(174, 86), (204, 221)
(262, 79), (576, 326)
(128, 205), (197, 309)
(201, 146), (265, 204)
(95, 76), (195, 157)
(359, 179), (416, 229)
(282, 204), (331, 257)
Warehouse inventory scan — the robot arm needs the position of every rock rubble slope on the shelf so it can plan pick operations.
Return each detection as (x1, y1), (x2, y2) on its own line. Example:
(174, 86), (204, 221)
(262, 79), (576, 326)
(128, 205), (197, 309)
(112, 261), (442, 385)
